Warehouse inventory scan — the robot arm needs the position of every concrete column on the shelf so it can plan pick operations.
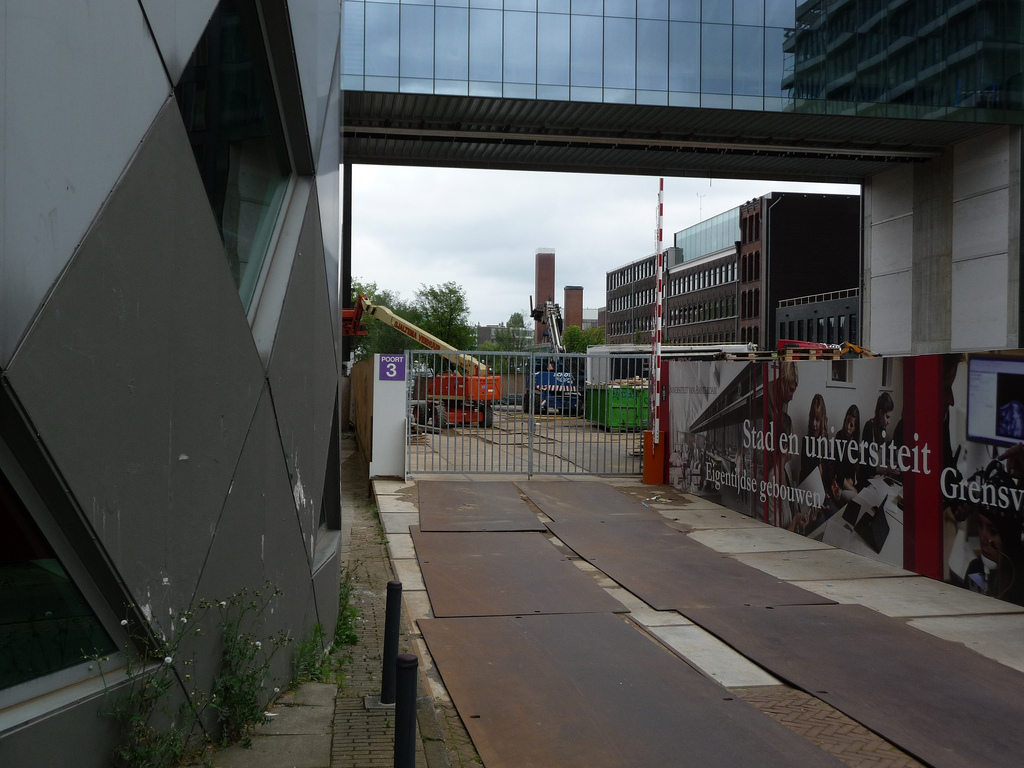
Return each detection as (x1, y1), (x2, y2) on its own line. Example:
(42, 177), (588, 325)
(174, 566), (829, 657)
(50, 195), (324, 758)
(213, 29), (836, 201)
(911, 149), (953, 355)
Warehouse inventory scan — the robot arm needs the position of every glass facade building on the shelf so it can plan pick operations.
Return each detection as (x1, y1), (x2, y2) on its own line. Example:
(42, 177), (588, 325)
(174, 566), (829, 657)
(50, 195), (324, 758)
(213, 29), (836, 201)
(673, 207), (741, 264)
(342, 0), (1024, 123)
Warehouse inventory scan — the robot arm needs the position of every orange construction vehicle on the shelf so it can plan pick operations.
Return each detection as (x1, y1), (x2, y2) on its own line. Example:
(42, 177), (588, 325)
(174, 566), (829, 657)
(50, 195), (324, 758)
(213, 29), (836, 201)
(343, 295), (501, 427)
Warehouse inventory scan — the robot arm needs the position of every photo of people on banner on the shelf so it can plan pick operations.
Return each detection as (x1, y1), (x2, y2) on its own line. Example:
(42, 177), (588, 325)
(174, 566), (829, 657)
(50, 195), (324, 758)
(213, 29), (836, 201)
(667, 352), (1024, 606)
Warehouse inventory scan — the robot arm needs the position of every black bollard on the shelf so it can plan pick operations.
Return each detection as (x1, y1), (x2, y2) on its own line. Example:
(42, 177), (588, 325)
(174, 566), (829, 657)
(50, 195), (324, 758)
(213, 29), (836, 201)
(394, 653), (418, 768)
(380, 580), (402, 704)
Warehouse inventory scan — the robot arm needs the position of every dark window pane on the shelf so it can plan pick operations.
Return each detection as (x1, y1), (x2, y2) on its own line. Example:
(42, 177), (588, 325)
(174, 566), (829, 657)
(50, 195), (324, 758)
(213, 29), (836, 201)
(538, 13), (570, 84)
(669, 21), (699, 92)
(342, 1), (365, 76)
(571, 14), (603, 86)
(504, 11), (537, 83)
(470, 9), (502, 81)
(401, 6), (434, 78)
(703, 0), (731, 24)
(734, 0), (764, 26)
(364, 3), (400, 76)
(436, 7), (469, 81)
(702, 23), (732, 94)
(605, 18), (636, 89)
(638, 0), (668, 20)
(572, 0), (603, 15)
(764, 25), (787, 98)
(636, 28), (668, 89)
(606, 0), (636, 17)
(175, 0), (290, 310)
(765, 0), (794, 27)
(0, 474), (115, 690)
(668, 0), (699, 22)
(734, 25), (763, 95)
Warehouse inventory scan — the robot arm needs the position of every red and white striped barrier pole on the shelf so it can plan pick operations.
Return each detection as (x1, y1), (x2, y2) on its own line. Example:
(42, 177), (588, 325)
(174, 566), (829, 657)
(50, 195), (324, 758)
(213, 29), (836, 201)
(652, 178), (665, 445)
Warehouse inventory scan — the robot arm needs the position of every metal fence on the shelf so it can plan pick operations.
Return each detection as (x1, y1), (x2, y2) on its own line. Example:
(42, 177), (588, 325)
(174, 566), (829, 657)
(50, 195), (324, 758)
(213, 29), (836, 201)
(404, 350), (650, 476)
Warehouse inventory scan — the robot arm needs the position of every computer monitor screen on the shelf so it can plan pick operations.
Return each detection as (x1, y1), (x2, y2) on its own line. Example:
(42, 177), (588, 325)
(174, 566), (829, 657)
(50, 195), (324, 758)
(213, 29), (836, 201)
(967, 356), (1024, 445)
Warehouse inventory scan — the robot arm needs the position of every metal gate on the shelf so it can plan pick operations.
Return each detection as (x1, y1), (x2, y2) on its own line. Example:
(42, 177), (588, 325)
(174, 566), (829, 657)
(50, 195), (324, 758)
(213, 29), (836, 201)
(405, 350), (649, 476)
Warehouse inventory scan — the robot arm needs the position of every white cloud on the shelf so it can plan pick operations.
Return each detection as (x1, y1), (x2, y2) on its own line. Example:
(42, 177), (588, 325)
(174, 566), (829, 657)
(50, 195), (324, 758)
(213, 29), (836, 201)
(350, 165), (858, 326)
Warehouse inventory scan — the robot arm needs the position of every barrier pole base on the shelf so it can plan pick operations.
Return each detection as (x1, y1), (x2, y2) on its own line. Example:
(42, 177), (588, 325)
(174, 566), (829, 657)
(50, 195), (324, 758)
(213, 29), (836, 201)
(643, 430), (667, 485)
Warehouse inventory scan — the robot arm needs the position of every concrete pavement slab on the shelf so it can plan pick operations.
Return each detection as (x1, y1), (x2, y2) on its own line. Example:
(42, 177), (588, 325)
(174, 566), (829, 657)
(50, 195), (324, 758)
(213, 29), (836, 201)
(734, 548), (914, 582)
(688, 526), (833, 553)
(570, 558), (618, 588)
(649, 624), (781, 688)
(207, 734), (331, 768)
(392, 557), (426, 590)
(377, 495), (418, 515)
(908, 613), (1024, 673)
(658, 506), (766, 530)
(604, 587), (692, 627)
(386, 532), (415, 559)
(380, 512), (420, 534)
(258, 705), (334, 735)
(403, 590), (435, 629)
(374, 479), (416, 495)
(793, 576), (1024, 617)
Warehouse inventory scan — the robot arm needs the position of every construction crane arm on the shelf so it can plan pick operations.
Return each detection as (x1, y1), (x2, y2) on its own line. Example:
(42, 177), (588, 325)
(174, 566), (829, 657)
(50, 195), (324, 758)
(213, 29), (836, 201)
(529, 297), (565, 354)
(356, 295), (490, 374)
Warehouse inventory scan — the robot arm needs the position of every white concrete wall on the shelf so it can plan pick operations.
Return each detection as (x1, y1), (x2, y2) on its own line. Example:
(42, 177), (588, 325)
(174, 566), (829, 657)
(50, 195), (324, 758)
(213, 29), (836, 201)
(369, 353), (408, 478)
(863, 127), (1021, 355)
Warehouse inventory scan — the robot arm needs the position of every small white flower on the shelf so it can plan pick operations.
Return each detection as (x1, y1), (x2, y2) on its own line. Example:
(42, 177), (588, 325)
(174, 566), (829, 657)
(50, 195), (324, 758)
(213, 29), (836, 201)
(255, 641), (262, 648)
(273, 687), (280, 693)
(219, 601), (227, 607)
(180, 618), (187, 625)
(120, 619), (128, 626)
(164, 656), (173, 664)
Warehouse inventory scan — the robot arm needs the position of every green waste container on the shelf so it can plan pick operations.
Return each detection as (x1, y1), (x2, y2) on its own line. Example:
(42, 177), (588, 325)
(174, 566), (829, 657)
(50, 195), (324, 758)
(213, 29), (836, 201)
(585, 385), (649, 431)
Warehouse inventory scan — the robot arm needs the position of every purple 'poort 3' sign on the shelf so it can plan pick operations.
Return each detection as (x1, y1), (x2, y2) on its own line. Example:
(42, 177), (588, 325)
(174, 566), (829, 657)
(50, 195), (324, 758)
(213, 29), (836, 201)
(379, 354), (406, 381)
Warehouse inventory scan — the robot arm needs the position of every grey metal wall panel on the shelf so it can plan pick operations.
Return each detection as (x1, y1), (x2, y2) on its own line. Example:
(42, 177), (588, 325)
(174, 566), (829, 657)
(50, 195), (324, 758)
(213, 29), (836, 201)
(0, 685), (121, 767)
(139, 0), (220, 85)
(1, 0), (169, 365)
(266, 189), (339, 562)
(5, 100), (266, 622)
(288, 0), (341, 160)
(190, 385), (310, 693)
(317, 65), (342, 342)
(312, 546), (341, 630)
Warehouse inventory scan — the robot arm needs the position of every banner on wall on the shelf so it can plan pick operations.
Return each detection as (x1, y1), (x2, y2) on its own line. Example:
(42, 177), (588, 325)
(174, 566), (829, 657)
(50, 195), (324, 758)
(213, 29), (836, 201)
(667, 352), (1024, 606)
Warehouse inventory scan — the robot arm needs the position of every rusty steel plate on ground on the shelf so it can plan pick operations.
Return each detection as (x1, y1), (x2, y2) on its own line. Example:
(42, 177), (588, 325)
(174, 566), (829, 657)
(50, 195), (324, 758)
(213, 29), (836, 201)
(685, 603), (1024, 768)
(547, 518), (833, 611)
(411, 528), (626, 617)
(517, 480), (664, 523)
(420, 613), (848, 768)
(417, 480), (546, 532)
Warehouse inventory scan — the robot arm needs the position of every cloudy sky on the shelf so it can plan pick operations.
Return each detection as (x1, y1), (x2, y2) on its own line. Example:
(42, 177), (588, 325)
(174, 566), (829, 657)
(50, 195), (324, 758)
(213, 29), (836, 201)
(350, 165), (859, 328)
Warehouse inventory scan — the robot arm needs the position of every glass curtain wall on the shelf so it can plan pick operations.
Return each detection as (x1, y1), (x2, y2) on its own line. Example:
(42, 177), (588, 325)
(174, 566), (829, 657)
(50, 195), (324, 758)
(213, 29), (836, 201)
(342, 0), (1024, 122)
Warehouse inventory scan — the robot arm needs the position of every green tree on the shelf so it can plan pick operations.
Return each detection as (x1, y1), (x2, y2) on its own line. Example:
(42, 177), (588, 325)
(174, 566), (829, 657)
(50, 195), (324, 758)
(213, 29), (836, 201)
(562, 325), (604, 353)
(415, 282), (476, 349)
(562, 325), (586, 353)
(350, 279), (424, 361)
(492, 312), (533, 352)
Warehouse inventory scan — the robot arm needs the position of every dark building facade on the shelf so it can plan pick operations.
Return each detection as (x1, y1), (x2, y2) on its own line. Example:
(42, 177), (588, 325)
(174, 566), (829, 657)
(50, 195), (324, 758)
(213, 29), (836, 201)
(777, 288), (861, 347)
(606, 255), (657, 344)
(666, 247), (739, 345)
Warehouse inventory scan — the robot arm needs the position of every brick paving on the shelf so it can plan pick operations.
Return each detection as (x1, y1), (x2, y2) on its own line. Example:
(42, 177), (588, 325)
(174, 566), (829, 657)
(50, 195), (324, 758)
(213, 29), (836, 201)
(732, 686), (926, 768)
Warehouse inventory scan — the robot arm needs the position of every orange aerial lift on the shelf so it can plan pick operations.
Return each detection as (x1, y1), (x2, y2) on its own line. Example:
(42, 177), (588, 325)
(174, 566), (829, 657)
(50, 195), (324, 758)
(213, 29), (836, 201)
(343, 295), (501, 427)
